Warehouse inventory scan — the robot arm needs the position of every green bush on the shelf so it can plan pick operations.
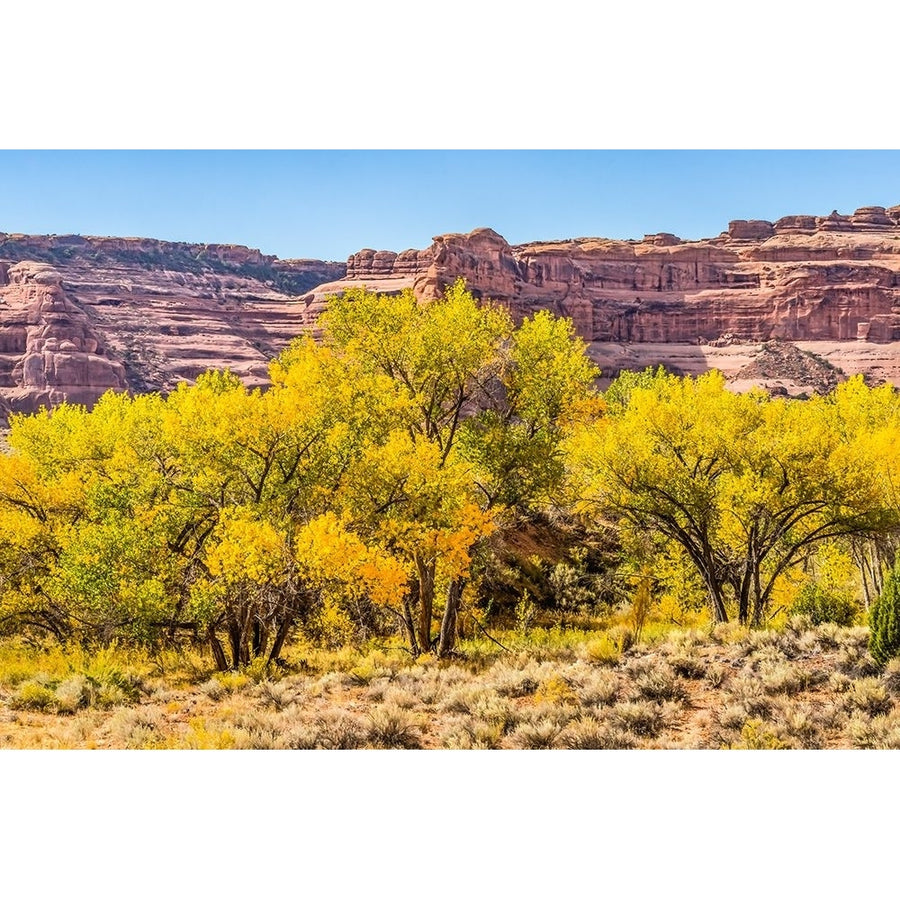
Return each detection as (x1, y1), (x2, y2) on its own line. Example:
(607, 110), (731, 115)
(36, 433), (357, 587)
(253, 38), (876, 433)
(791, 584), (858, 627)
(870, 567), (900, 667)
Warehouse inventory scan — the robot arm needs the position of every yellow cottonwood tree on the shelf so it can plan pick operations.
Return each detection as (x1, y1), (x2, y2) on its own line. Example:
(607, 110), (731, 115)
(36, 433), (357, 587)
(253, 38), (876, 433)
(570, 370), (899, 624)
(311, 280), (599, 654)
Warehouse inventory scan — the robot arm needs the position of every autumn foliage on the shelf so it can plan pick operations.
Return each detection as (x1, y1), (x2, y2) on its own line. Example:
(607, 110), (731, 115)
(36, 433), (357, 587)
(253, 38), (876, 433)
(0, 281), (599, 667)
(1, 281), (900, 669)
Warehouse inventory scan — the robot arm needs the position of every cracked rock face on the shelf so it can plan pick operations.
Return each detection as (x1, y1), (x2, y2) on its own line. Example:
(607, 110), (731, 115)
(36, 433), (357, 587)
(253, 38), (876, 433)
(314, 210), (900, 346)
(0, 235), (344, 417)
(305, 206), (900, 392)
(6, 205), (900, 419)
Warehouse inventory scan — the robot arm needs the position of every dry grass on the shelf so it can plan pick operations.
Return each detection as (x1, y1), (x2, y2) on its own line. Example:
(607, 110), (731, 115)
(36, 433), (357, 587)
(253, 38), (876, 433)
(2, 623), (899, 748)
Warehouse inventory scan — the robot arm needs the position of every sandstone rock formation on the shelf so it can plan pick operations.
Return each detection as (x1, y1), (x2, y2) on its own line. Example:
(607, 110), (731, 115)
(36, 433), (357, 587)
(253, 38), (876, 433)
(1, 262), (126, 411)
(6, 204), (900, 418)
(311, 209), (900, 347)
(305, 204), (900, 391)
(0, 234), (343, 415)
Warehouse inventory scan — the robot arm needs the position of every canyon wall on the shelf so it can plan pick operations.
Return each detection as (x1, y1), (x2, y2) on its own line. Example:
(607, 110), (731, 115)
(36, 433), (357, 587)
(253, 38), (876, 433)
(308, 207), (900, 347)
(0, 234), (343, 415)
(6, 205), (900, 417)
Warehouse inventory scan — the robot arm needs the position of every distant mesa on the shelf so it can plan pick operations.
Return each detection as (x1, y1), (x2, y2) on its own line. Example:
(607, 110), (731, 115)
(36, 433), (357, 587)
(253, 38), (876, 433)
(3, 203), (900, 417)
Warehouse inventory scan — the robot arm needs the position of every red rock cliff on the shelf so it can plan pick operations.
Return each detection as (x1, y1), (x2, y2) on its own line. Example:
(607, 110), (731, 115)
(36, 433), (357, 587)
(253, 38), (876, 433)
(0, 234), (344, 415)
(310, 206), (900, 346)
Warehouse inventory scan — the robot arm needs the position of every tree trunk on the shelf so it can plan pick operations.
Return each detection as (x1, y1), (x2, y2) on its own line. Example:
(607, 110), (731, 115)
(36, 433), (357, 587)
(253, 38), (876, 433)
(267, 617), (292, 664)
(702, 572), (728, 624)
(251, 619), (267, 659)
(751, 561), (765, 627)
(403, 581), (420, 657)
(415, 556), (436, 652)
(208, 625), (229, 671)
(438, 578), (465, 657)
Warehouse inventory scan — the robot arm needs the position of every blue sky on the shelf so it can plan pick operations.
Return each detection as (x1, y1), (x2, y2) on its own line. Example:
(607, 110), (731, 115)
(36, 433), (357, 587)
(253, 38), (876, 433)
(1, 150), (899, 262)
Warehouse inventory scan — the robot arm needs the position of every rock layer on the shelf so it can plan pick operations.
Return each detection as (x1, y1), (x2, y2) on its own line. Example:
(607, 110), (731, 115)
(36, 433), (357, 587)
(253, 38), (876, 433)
(0, 234), (343, 414)
(6, 206), (900, 416)
(310, 210), (900, 347)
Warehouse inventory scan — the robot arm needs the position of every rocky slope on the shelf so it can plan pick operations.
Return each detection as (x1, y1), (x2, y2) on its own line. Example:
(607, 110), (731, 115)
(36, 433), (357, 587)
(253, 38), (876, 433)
(5, 206), (900, 416)
(305, 205), (900, 393)
(0, 234), (343, 416)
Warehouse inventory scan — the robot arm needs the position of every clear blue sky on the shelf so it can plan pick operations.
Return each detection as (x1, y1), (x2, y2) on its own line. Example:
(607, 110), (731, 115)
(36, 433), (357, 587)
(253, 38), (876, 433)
(2, 150), (899, 262)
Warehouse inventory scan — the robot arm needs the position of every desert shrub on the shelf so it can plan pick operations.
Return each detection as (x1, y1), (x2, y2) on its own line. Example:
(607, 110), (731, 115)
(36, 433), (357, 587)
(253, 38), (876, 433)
(523, 701), (578, 729)
(442, 685), (496, 715)
(199, 678), (228, 701)
(784, 615), (814, 635)
(743, 630), (781, 655)
(816, 622), (842, 649)
(279, 721), (320, 750)
(243, 657), (282, 684)
(90, 681), (132, 708)
(534, 675), (579, 706)
(828, 671), (853, 693)
(883, 658), (900, 696)
(633, 663), (686, 702)
(790, 584), (858, 627)
(843, 678), (892, 717)
(668, 650), (707, 679)
(363, 677), (393, 703)
(211, 671), (251, 694)
(441, 718), (503, 749)
(795, 630), (822, 656)
(232, 728), (280, 750)
(717, 703), (753, 732)
(509, 719), (563, 749)
(710, 622), (745, 646)
(560, 717), (637, 750)
(846, 711), (900, 749)
(254, 679), (301, 710)
(349, 659), (394, 686)
(307, 710), (367, 750)
(705, 662), (729, 689)
(307, 671), (355, 697)
(12, 680), (56, 711)
(579, 634), (621, 667)
(837, 646), (862, 674)
(575, 669), (620, 706)
(401, 667), (467, 705)
(182, 718), (237, 749)
(229, 708), (286, 748)
(746, 644), (787, 668)
(726, 719), (789, 750)
(77, 649), (146, 704)
(380, 687), (419, 710)
(837, 627), (870, 651)
(870, 565), (900, 667)
(367, 704), (422, 749)
(54, 676), (91, 713)
(856, 654), (882, 677)
(725, 677), (773, 718)
(837, 645), (880, 677)
(609, 700), (671, 738)
(607, 625), (635, 653)
(484, 662), (539, 698)
(449, 688), (519, 732)
(770, 701), (823, 749)
(664, 629), (704, 651)
(108, 707), (164, 748)
(755, 661), (808, 696)
(622, 656), (656, 679)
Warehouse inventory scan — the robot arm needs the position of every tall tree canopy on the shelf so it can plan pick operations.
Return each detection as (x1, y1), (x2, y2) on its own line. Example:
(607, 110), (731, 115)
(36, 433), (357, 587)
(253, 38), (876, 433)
(0, 280), (600, 663)
(568, 370), (900, 624)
